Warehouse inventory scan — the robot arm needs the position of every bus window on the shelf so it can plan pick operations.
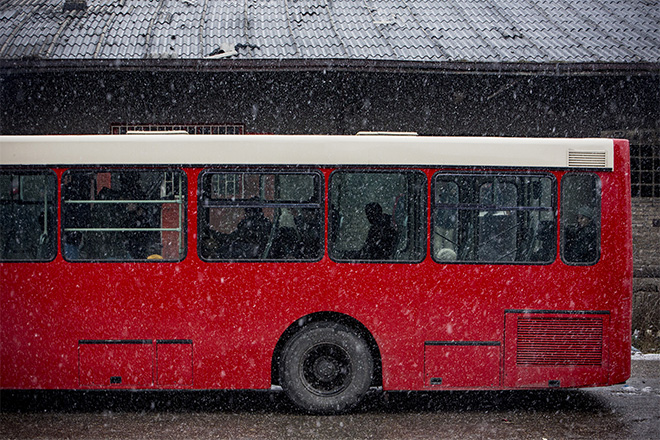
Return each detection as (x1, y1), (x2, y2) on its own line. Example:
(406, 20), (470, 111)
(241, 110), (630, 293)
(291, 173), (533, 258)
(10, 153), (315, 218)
(432, 180), (459, 260)
(561, 173), (601, 265)
(478, 180), (518, 261)
(432, 173), (556, 264)
(329, 171), (426, 262)
(198, 171), (323, 261)
(0, 171), (57, 261)
(61, 170), (186, 262)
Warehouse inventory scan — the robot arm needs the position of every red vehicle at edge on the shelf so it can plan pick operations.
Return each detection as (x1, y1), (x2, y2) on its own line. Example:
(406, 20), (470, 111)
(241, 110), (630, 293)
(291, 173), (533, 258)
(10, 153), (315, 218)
(1, 134), (632, 413)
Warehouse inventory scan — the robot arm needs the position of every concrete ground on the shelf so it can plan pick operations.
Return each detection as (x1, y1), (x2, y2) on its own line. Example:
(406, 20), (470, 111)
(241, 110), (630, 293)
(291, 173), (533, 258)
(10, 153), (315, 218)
(1, 357), (658, 440)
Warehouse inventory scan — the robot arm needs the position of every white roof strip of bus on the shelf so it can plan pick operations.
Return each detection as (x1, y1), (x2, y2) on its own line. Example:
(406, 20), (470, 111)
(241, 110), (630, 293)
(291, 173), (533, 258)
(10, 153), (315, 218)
(0, 135), (614, 170)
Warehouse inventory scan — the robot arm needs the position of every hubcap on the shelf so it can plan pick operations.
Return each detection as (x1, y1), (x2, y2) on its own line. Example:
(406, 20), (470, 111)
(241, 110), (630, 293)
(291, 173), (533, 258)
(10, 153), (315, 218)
(301, 343), (352, 396)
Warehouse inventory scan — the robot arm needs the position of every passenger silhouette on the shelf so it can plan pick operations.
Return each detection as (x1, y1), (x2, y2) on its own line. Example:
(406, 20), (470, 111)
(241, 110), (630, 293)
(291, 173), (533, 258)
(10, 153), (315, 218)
(564, 207), (598, 263)
(232, 206), (272, 258)
(359, 202), (397, 260)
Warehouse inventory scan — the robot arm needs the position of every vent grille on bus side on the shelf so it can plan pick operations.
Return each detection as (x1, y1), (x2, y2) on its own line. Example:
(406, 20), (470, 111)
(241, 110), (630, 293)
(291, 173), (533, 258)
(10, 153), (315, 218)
(567, 150), (608, 168)
(516, 317), (603, 366)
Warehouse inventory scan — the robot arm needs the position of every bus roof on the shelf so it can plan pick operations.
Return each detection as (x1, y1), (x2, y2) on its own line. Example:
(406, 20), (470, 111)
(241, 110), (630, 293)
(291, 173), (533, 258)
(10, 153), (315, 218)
(0, 134), (615, 170)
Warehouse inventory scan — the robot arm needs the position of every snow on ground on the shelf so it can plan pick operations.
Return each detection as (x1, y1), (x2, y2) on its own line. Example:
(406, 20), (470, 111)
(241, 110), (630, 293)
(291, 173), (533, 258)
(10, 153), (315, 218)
(631, 352), (660, 360)
(606, 352), (660, 396)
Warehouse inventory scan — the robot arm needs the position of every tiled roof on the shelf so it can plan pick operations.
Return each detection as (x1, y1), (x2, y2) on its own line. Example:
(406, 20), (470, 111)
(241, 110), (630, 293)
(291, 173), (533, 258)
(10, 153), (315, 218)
(0, 0), (658, 64)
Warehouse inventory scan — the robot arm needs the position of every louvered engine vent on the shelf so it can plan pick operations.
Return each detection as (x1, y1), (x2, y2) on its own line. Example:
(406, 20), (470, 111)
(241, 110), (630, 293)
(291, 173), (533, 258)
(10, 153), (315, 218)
(568, 150), (608, 168)
(516, 317), (603, 366)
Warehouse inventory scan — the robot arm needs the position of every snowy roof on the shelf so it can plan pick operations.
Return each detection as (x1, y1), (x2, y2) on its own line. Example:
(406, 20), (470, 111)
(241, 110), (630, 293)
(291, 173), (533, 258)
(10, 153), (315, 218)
(0, 0), (658, 70)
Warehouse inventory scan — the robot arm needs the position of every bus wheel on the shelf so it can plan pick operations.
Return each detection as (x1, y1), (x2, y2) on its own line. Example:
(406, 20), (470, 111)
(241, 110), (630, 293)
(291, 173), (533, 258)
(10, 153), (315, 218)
(279, 322), (374, 413)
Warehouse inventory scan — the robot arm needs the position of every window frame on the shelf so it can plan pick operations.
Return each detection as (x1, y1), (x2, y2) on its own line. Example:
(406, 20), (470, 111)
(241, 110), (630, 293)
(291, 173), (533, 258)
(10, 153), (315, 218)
(60, 167), (188, 263)
(560, 172), (602, 266)
(431, 171), (558, 265)
(197, 168), (325, 263)
(0, 168), (58, 263)
(328, 168), (427, 264)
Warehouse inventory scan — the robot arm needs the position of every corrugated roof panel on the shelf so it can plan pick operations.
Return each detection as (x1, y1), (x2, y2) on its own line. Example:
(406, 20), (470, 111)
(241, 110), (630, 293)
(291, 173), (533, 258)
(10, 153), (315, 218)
(98, 1), (156, 59)
(501, 1), (579, 61)
(590, 1), (660, 58)
(0, 0), (657, 63)
(10, 7), (61, 58)
(49, 11), (105, 59)
(0, 7), (20, 21)
(201, 0), (244, 58)
(410, 0), (499, 60)
(0, 6), (26, 55)
(247, 1), (294, 59)
(148, 0), (203, 59)
(286, 0), (347, 58)
(331, 1), (393, 59)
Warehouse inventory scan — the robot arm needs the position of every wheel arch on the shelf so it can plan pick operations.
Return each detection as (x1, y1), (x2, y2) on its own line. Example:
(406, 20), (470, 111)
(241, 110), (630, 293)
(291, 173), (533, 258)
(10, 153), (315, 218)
(271, 311), (383, 388)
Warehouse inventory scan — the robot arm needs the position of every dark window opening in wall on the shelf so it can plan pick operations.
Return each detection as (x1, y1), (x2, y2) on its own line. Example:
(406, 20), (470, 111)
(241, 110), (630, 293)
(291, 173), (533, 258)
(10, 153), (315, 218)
(631, 143), (660, 198)
(602, 130), (659, 198)
(111, 124), (244, 135)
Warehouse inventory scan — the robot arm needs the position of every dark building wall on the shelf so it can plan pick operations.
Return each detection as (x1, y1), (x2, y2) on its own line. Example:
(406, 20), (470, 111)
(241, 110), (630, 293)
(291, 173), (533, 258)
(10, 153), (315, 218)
(1, 67), (659, 348)
(2, 70), (658, 137)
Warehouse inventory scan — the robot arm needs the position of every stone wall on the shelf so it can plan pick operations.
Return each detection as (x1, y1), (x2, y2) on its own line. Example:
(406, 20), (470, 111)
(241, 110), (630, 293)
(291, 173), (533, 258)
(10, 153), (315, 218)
(632, 198), (660, 351)
(632, 199), (660, 277)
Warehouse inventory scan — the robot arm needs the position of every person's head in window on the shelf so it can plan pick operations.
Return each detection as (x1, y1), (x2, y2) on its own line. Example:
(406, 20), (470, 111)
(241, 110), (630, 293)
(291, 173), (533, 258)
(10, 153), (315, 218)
(365, 202), (385, 225)
(360, 202), (397, 260)
(245, 206), (263, 220)
(564, 206), (599, 263)
(576, 207), (594, 229)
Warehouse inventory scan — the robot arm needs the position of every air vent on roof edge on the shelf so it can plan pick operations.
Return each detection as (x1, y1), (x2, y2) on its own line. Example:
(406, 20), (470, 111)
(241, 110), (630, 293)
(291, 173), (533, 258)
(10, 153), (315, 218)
(568, 150), (608, 168)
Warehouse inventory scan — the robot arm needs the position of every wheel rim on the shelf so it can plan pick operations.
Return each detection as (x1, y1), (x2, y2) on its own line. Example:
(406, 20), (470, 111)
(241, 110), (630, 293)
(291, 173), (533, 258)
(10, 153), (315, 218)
(300, 343), (352, 396)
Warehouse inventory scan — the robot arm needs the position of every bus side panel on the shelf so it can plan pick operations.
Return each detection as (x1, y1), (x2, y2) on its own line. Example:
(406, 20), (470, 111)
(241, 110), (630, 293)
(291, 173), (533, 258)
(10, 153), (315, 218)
(419, 144), (632, 391)
(1, 261), (78, 389)
(603, 138), (633, 385)
(1, 140), (633, 393)
(503, 312), (610, 388)
(424, 344), (501, 388)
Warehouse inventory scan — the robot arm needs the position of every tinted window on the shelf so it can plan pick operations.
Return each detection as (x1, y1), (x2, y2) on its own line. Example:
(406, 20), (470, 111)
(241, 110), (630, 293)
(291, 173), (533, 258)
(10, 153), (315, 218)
(561, 173), (601, 265)
(432, 173), (556, 264)
(199, 171), (323, 261)
(61, 170), (186, 261)
(329, 171), (426, 262)
(0, 171), (57, 261)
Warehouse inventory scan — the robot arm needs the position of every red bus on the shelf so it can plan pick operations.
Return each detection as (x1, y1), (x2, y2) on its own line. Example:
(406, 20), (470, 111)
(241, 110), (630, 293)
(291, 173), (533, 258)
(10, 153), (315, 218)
(0, 134), (632, 413)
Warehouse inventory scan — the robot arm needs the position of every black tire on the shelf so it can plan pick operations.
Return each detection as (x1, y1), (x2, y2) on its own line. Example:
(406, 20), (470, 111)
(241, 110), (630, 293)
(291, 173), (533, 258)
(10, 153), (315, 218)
(279, 322), (374, 413)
